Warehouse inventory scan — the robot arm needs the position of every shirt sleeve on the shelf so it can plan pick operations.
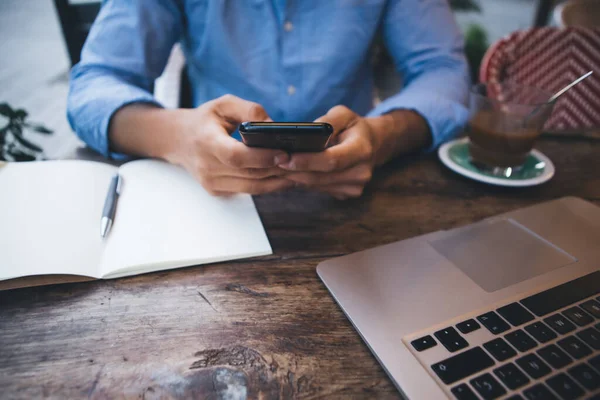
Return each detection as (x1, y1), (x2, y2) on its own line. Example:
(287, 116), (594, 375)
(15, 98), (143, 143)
(368, 0), (471, 151)
(67, 0), (183, 159)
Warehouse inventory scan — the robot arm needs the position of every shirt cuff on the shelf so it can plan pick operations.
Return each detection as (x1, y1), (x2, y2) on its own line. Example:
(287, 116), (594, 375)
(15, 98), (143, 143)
(367, 91), (469, 152)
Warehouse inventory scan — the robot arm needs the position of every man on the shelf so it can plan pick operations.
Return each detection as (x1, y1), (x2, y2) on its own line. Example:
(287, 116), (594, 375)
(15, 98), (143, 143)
(68, 0), (469, 199)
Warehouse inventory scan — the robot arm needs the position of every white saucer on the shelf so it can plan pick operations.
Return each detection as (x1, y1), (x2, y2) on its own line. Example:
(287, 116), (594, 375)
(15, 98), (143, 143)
(438, 138), (555, 187)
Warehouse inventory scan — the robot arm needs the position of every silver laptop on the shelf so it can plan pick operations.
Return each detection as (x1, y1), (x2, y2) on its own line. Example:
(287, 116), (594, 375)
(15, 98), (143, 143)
(317, 197), (600, 399)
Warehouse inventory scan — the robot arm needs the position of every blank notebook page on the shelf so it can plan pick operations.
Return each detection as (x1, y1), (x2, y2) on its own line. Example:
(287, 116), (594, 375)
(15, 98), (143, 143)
(99, 160), (272, 278)
(0, 161), (116, 280)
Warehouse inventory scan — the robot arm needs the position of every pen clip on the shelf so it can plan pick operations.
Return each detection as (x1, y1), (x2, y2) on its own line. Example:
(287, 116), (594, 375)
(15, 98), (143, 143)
(115, 174), (122, 195)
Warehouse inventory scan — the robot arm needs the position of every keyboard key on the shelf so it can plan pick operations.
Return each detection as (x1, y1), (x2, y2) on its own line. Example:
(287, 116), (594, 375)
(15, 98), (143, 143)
(506, 396), (524, 400)
(456, 319), (480, 334)
(493, 362), (530, 390)
(523, 383), (558, 400)
(411, 335), (437, 352)
(563, 306), (594, 327)
(434, 327), (469, 353)
(483, 338), (517, 362)
(537, 344), (573, 369)
(497, 302), (535, 326)
(544, 314), (577, 335)
(451, 383), (479, 400)
(520, 271), (600, 317)
(505, 329), (538, 352)
(525, 321), (558, 343)
(568, 363), (600, 390)
(546, 373), (585, 400)
(431, 347), (495, 385)
(590, 354), (600, 372)
(478, 312), (510, 335)
(470, 373), (506, 400)
(557, 336), (593, 360)
(516, 354), (552, 379)
(580, 299), (600, 318)
(576, 327), (600, 350)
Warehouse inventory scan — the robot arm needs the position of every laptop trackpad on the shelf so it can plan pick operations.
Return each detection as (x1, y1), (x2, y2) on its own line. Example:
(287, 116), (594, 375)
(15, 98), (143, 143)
(429, 219), (577, 293)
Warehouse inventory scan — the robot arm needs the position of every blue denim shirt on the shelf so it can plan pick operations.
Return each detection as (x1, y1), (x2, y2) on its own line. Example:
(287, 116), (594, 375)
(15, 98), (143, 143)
(67, 0), (470, 158)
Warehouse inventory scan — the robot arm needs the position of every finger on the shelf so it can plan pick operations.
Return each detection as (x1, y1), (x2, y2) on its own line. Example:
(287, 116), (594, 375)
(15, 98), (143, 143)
(284, 163), (372, 186)
(213, 94), (270, 125)
(277, 105), (357, 172)
(215, 165), (289, 180)
(315, 105), (358, 137)
(211, 191), (235, 198)
(278, 106), (366, 172)
(201, 116), (288, 169)
(208, 176), (295, 195)
(207, 122), (289, 168)
(279, 127), (370, 172)
(310, 184), (365, 199)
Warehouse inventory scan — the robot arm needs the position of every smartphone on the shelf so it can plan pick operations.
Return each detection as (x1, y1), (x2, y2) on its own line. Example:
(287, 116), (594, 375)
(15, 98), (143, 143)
(239, 122), (334, 152)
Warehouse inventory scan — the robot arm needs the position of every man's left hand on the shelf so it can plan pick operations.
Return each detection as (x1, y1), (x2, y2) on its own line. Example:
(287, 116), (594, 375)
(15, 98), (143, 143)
(277, 105), (379, 200)
(278, 105), (432, 199)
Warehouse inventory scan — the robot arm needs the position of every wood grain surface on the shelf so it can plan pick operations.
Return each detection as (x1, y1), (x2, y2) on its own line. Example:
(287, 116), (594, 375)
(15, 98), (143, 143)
(1, 136), (599, 399)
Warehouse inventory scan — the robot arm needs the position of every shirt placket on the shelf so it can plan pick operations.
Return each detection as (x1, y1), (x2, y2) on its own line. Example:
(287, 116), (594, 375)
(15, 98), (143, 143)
(277, 0), (301, 120)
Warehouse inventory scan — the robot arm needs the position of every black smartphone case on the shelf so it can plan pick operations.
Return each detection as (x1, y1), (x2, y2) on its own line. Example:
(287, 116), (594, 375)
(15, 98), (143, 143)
(239, 122), (333, 152)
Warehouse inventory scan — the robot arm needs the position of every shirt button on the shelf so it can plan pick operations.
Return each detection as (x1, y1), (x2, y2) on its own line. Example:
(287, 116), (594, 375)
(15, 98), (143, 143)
(284, 21), (293, 32)
(287, 85), (296, 96)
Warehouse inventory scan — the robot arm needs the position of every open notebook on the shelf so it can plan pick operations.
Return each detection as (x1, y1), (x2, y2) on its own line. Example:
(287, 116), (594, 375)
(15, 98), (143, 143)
(0, 159), (272, 289)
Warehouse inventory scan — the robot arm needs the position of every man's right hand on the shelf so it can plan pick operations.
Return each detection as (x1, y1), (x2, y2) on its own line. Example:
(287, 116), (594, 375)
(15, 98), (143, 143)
(165, 95), (293, 195)
(110, 95), (293, 196)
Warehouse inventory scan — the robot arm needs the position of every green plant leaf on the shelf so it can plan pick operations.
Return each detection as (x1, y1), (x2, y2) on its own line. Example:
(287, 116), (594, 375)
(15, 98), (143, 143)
(24, 122), (53, 134)
(13, 109), (28, 120)
(0, 116), (9, 131)
(0, 103), (51, 160)
(4, 136), (40, 161)
(6, 146), (36, 162)
(0, 103), (13, 118)
(465, 23), (490, 83)
(9, 127), (43, 152)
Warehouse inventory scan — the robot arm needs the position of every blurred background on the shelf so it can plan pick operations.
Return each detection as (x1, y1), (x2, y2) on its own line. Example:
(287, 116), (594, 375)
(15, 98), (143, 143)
(0, 0), (570, 160)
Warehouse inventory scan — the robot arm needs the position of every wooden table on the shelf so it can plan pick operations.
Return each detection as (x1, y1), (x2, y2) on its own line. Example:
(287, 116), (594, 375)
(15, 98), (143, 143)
(1, 135), (599, 399)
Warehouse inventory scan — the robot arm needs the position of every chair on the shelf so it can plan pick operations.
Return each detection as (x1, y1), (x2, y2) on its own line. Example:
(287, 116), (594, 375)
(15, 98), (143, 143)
(53, 0), (100, 66)
(534, 0), (558, 27)
(480, 27), (600, 136)
(53, 0), (192, 108)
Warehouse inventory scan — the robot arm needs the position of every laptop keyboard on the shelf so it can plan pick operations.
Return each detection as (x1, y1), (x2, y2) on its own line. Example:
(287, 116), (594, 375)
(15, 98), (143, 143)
(407, 271), (600, 399)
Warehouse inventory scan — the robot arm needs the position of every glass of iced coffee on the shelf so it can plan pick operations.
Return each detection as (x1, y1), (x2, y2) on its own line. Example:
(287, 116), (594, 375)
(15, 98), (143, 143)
(468, 82), (555, 174)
